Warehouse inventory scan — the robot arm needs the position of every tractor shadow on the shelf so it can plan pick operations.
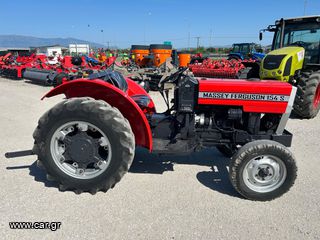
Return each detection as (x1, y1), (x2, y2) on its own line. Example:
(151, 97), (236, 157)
(130, 147), (241, 198)
(28, 161), (59, 188)
(6, 149), (241, 198)
(6, 161), (58, 189)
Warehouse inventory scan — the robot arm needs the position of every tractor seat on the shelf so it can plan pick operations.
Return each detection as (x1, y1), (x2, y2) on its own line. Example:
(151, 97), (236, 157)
(89, 70), (128, 92)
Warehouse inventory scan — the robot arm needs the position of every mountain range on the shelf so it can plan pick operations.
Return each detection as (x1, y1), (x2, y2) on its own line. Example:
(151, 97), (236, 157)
(0, 35), (107, 48)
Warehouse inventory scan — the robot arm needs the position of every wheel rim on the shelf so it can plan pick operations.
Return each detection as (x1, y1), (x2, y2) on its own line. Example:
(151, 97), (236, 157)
(313, 83), (320, 109)
(50, 121), (112, 179)
(242, 155), (287, 193)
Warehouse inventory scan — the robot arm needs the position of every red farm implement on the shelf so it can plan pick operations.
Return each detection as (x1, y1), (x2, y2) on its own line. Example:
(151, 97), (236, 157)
(0, 53), (117, 84)
(189, 59), (255, 79)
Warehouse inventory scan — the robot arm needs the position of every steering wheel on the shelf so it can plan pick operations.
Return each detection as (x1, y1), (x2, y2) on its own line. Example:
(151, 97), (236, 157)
(158, 67), (188, 87)
(289, 41), (308, 48)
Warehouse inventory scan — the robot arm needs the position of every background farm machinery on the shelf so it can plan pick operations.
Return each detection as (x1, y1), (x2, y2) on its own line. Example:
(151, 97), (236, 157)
(123, 44), (254, 90)
(0, 43), (261, 91)
(121, 44), (192, 91)
(189, 58), (259, 79)
(250, 15), (320, 118)
(2, 20), (319, 120)
(0, 51), (117, 85)
(227, 42), (265, 61)
(126, 44), (263, 86)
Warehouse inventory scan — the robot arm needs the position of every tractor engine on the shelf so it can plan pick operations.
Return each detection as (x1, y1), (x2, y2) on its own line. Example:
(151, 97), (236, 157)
(150, 76), (295, 153)
(194, 108), (281, 142)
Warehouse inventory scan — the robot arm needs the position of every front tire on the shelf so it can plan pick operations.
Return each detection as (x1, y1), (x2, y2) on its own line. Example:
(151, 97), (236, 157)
(33, 97), (135, 194)
(229, 140), (297, 201)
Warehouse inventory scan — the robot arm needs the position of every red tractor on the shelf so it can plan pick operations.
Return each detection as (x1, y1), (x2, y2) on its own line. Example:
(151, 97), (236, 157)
(8, 69), (298, 201)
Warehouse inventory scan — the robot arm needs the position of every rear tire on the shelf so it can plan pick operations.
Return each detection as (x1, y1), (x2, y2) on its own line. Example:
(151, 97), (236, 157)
(33, 97), (135, 194)
(229, 140), (297, 201)
(294, 71), (320, 119)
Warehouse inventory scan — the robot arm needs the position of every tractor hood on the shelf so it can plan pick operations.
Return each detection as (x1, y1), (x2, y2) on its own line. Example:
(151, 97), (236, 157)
(197, 78), (296, 114)
(260, 46), (305, 81)
(267, 46), (305, 55)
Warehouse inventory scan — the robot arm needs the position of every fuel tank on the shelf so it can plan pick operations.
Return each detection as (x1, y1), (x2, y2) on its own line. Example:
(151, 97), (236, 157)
(197, 78), (295, 114)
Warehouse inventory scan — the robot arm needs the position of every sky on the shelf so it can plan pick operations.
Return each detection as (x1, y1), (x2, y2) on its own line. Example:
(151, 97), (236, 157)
(0, 0), (319, 48)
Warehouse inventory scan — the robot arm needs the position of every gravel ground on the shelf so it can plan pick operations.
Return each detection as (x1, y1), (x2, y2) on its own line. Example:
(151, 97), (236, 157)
(0, 77), (319, 240)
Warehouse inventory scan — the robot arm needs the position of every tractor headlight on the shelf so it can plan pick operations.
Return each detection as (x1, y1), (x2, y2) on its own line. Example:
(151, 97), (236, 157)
(272, 71), (276, 76)
(277, 70), (282, 74)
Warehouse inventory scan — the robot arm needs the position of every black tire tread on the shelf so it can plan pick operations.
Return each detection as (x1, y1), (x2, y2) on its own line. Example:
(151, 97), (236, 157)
(229, 140), (297, 201)
(293, 71), (320, 118)
(33, 97), (135, 194)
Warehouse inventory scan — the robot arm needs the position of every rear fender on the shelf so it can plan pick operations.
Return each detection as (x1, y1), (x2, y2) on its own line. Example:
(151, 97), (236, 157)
(42, 79), (152, 151)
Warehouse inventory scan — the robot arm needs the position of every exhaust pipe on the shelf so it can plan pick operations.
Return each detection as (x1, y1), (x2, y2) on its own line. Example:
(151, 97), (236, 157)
(5, 150), (34, 158)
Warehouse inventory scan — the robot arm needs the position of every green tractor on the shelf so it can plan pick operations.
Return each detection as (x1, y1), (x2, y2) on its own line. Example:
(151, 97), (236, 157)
(258, 16), (320, 118)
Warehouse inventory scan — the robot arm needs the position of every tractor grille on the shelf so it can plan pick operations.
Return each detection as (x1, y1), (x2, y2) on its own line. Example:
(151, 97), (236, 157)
(263, 55), (286, 70)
